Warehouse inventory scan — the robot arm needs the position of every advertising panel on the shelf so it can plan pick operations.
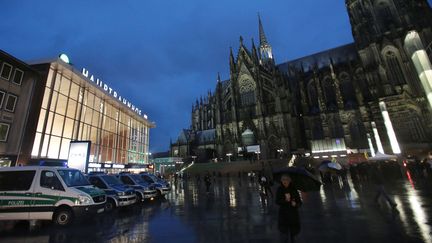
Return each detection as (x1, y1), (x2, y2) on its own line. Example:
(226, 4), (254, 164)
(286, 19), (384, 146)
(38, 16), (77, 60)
(68, 141), (91, 173)
(246, 145), (260, 153)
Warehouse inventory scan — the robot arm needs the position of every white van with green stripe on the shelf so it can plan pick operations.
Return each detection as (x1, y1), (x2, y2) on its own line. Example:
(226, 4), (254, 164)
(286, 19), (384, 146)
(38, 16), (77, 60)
(0, 166), (106, 226)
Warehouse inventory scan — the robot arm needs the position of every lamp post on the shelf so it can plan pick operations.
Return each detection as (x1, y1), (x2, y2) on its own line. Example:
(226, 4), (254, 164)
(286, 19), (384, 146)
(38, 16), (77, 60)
(226, 153), (233, 162)
(255, 151), (261, 161)
(277, 149), (284, 159)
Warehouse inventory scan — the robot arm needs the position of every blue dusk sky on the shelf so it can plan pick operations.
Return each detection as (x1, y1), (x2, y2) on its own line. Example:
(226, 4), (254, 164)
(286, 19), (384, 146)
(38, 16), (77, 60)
(1, 0), (430, 152)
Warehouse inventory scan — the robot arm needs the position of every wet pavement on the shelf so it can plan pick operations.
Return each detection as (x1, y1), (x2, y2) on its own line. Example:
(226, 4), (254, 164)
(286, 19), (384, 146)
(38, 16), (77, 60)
(1, 173), (431, 243)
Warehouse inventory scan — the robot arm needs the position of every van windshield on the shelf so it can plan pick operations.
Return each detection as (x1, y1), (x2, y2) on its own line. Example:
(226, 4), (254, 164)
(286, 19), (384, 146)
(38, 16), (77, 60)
(148, 174), (161, 182)
(130, 174), (146, 184)
(58, 169), (91, 187)
(141, 174), (155, 183)
(101, 175), (122, 186)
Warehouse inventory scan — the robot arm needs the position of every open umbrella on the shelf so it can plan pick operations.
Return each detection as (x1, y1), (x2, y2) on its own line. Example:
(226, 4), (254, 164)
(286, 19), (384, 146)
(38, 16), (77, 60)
(328, 162), (342, 170)
(318, 160), (342, 172)
(273, 167), (322, 192)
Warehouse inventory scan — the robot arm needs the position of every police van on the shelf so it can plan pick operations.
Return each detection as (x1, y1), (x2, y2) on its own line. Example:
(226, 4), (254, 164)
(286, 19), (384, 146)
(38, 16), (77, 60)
(139, 172), (171, 196)
(0, 166), (106, 226)
(87, 172), (136, 212)
(116, 173), (158, 201)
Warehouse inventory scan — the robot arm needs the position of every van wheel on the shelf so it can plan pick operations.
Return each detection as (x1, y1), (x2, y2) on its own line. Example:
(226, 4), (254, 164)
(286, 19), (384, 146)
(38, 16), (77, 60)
(105, 199), (116, 212)
(53, 208), (73, 226)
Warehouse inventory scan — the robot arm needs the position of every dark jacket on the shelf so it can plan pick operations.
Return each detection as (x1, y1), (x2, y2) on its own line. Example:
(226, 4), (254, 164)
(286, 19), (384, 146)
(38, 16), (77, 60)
(204, 175), (211, 185)
(370, 166), (384, 185)
(276, 185), (302, 234)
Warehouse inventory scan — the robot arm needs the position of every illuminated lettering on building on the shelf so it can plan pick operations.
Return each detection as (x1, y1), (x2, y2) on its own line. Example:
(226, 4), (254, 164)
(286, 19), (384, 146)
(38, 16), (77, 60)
(81, 68), (147, 119)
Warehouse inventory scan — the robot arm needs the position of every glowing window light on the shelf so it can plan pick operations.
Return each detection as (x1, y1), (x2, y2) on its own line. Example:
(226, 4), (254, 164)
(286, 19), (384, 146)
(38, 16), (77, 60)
(288, 155), (296, 167)
(367, 133), (376, 157)
(371, 122), (384, 154)
(379, 101), (401, 154)
(404, 31), (432, 110)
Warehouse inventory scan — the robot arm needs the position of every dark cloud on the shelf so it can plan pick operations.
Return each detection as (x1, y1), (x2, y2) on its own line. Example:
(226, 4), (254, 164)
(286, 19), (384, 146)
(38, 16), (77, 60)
(4, 0), (425, 152)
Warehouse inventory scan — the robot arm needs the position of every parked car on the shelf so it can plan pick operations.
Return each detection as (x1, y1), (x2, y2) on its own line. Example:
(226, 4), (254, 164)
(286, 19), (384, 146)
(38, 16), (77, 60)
(87, 172), (136, 212)
(116, 173), (157, 202)
(139, 172), (171, 197)
(0, 166), (106, 226)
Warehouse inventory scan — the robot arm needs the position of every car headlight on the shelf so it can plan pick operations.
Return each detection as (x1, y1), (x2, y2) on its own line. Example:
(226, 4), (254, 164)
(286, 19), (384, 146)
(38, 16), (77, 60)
(117, 191), (125, 196)
(75, 194), (92, 205)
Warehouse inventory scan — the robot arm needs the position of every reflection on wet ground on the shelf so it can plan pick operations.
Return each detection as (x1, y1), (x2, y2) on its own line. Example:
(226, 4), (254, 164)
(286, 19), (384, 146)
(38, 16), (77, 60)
(1, 175), (431, 243)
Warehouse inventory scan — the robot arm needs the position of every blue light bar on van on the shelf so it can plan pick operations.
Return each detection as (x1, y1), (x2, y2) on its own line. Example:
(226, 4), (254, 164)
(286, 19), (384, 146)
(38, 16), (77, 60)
(39, 161), (68, 167)
(88, 171), (106, 175)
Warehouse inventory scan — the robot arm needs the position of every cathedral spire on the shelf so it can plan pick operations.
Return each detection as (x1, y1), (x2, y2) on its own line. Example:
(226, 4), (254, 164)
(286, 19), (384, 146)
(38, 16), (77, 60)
(251, 38), (258, 62)
(257, 14), (274, 65)
(258, 13), (269, 47)
(217, 72), (221, 83)
(229, 47), (236, 73)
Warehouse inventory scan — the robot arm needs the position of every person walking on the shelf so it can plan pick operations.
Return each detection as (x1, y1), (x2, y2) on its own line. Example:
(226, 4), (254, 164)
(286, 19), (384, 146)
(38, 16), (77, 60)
(276, 175), (302, 243)
(371, 163), (397, 209)
(204, 172), (212, 194)
(195, 174), (201, 185)
(259, 174), (273, 198)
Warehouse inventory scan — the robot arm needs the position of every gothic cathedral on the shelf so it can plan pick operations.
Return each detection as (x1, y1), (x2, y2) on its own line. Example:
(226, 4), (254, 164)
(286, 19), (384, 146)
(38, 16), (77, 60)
(171, 0), (432, 162)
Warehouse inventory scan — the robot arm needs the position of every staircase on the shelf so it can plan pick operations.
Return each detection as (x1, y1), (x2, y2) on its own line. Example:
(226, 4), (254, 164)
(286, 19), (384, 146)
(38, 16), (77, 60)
(181, 159), (290, 175)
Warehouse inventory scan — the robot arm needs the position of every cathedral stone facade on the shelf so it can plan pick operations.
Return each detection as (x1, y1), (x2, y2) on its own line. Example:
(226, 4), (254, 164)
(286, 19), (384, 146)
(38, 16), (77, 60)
(171, 0), (432, 162)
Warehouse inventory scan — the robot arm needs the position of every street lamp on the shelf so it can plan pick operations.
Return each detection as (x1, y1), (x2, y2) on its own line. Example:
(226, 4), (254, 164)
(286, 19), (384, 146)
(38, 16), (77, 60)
(255, 151), (261, 161)
(277, 149), (284, 159)
(226, 153), (233, 162)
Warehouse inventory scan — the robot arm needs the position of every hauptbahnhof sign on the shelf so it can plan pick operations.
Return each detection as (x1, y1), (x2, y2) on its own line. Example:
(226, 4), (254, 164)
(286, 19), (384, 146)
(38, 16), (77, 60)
(81, 68), (148, 120)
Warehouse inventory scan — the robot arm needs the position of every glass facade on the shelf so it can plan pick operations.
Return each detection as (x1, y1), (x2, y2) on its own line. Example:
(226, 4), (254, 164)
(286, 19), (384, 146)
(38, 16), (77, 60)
(31, 62), (153, 165)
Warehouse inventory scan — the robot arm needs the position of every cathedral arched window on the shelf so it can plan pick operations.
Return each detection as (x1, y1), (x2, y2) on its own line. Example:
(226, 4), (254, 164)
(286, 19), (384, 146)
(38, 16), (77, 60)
(311, 119), (324, 140)
(239, 77), (256, 107)
(354, 68), (373, 100)
(322, 77), (337, 111)
(340, 73), (357, 109)
(329, 115), (344, 138)
(307, 80), (319, 114)
(392, 108), (426, 143)
(379, 2), (392, 19)
(376, 1), (397, 29)
(405, 114), (425, 142)
(240, 91), (255, 106)
(383, 48), (406, 86)
(225, 99), (232, 110)
(349, 119), (367, 149)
